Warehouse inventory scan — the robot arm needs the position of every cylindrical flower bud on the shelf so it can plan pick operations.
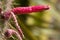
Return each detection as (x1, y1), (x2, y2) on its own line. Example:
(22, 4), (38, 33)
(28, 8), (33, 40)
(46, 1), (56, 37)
(11, 5), (49, 14)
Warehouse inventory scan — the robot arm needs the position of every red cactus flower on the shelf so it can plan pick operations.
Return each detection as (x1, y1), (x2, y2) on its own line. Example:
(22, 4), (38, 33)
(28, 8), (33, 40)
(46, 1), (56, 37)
(11, 5), (49, 14)
(3, 5), (49, 20)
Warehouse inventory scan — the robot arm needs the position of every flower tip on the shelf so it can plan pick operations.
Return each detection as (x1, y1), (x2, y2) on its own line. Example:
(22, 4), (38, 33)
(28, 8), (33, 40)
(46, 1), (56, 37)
(44, 5), (50, 10)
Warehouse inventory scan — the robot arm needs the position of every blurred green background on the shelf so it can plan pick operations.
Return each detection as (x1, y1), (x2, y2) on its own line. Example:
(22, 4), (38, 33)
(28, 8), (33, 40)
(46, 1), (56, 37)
(1, 0), (60, 40)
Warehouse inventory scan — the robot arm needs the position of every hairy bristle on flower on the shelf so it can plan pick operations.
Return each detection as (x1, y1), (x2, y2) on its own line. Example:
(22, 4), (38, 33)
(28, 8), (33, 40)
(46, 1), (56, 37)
(11, 5), (49, 14)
